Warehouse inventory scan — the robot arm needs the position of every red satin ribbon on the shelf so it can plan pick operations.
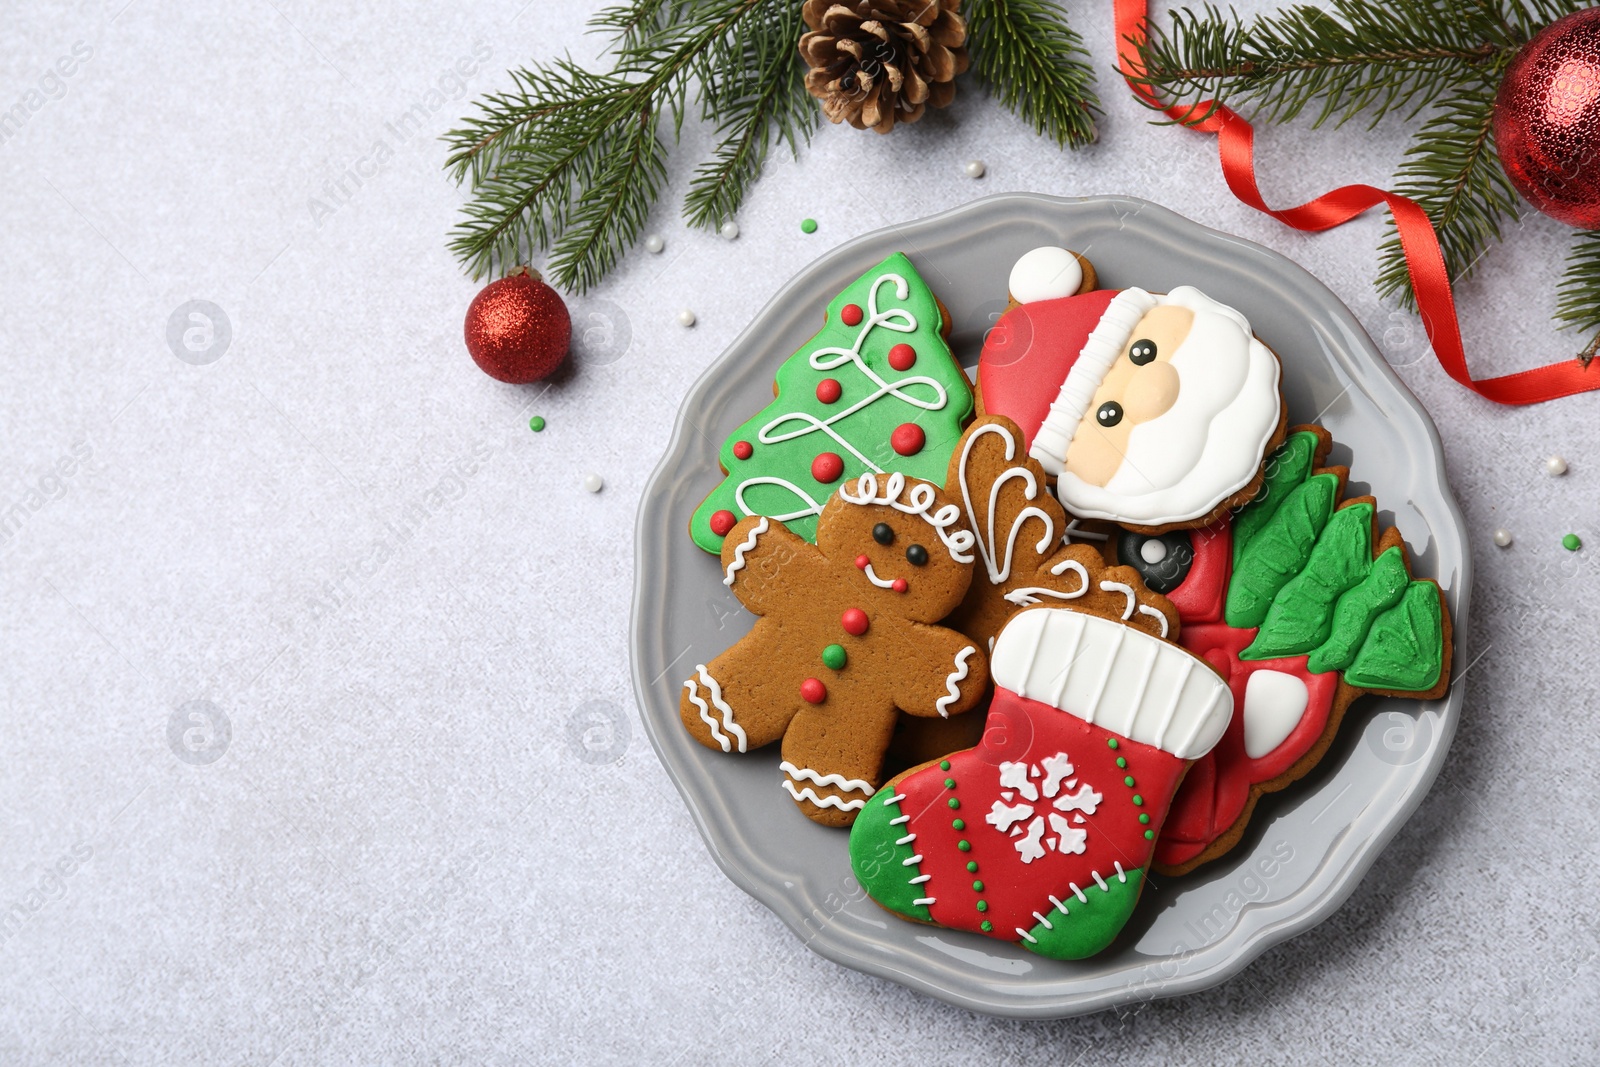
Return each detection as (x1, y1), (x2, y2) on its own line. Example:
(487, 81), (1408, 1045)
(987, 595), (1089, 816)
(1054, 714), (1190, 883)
(1115, 0), (1600, 405)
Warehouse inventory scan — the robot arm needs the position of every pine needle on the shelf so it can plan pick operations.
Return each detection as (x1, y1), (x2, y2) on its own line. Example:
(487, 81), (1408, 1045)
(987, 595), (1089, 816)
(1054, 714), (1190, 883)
(966, 0), (1101, 147)
(1556, 229), (1600, 364)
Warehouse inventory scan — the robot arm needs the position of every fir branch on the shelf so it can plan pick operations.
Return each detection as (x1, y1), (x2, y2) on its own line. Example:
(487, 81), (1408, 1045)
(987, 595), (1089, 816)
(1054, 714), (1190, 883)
(1376, 68), (1523, 305)
(1133, 0), (1519, 129)
(683, 2), (815, 229)
(1556, 229), (1600, 365)
(965, 0), (1100, 147)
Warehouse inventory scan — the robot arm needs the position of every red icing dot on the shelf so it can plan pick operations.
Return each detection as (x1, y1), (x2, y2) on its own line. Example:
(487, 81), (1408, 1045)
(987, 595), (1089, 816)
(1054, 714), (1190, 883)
(840, 303), (864, 327)
(888, 343), (917, 371)
(816, 378), (842, 404)
(732, 440), (752, 460)
(854, 554), (871, 570)
(800, 678), (827, 704)
(891, 422), (926, 456)
(812, 452), (844, 483)
(841, 608), (869, 635)
(709, 510), (737, 537)
(892, 578), (909, 593)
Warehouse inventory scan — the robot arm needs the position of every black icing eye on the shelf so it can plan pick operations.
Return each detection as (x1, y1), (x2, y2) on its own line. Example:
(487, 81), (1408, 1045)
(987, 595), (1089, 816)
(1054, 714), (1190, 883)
(872, 522), (895, 545)
(1129, 339), (1157, 366)
(905, 544), (929, 566)
(1097, 401), (1124, 428)
(1117, 530), (1195, 594)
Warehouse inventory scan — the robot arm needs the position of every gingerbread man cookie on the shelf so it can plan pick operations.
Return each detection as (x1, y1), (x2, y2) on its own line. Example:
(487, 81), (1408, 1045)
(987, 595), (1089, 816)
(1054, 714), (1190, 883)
(681, 472), (990, 827)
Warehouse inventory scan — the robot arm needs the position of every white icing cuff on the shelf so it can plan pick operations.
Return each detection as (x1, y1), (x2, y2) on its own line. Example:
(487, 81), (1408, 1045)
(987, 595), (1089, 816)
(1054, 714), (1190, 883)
(990, 608), (1232, 761)
(1029, 288), (1158, 477)
(1009, 246), (1084, 304)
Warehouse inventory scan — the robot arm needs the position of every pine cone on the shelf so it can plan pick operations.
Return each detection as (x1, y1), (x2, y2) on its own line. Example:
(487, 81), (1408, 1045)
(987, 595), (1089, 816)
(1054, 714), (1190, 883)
(799, 0), (969, 134)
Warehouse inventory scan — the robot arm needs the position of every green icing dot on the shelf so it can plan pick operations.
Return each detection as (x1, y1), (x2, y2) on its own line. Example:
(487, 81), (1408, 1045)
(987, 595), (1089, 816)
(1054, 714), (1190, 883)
(1107, 738), (1119, 750)
(1132, 795), (1144, 806)
(966, 861), (978, 872)
(944, 778), (956, 789)
(972, 880), (984, 891)
(1123, 776), (1135, 787)
(1564, 533), (1582, 551)
(1115, 757), (1127, 768)
(821, 644), (847, 670)
(528, 416), (546, 432)
(976, 901), (988, 912)
(957, 840), (971, 852)
(1139, 813), (1150, 824)
(939, 760), (951, 771)
(952, 819), (965, 830)
(1144, 830), (1155, 840)
(948, 798), (960, 809)
(800, 218), (818, 234)
(980, 920), (993, 932)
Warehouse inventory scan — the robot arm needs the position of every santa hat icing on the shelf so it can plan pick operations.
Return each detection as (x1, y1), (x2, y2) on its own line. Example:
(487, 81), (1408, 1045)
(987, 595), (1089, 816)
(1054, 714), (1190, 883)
(992, 607), (1233, 760)
(980, 251), (1282, 527)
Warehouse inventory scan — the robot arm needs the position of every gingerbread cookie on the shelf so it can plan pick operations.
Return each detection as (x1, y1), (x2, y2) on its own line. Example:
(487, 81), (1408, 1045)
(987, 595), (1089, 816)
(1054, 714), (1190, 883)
(689, 252), (975, 554)
(1113, 426), (1454, 875)
(681, 472), (990, 827)
(977, 248), (1287, 533)
(850, 601), (1233, 960)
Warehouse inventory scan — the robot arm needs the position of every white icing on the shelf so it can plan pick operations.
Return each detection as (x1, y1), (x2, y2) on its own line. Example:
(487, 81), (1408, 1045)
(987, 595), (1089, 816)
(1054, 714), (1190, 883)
(1017, 816), (1047, 863)
(1003, 558), (1090, 606)
(722, 517), (769, 586)
(1047, 812), (1088, 854)
(1098, 579), (1137, 620)
(1062, 519), (1110, 544)
(858, 560), (898, 589)
(956, 422), (1055, 583)
(987, 752), (1100, 864)
(1052, 782), (1101, 815)
(738, 271), (952, 525)
(1040, 752), (1074, 798)
(999, 761), (1038, 801)
(1242, 669), (1310, 759)
(839, 471), (976, 562)
(779, 761), (875, 795)
(684, 665), (747, 753)
(781, 782), (867, 811)
(1009, 246), (1085, 304)
(985, 800), (1032, 833)
(935, 646), (977, 718)
(1137, 603), (1170, 638)
(990, 609), (1233, 760)
(1140, 539), (1169, 564)
(1048, 286), (1285, 526)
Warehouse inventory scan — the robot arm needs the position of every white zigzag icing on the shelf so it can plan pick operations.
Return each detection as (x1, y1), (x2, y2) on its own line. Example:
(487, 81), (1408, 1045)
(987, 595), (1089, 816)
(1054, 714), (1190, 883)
(779, 761), (875, 795)
(935, 646), (977, 718)
(781, 782), (867, 811)
(722, 518), (769, 586)
(685, 665), (746, 752)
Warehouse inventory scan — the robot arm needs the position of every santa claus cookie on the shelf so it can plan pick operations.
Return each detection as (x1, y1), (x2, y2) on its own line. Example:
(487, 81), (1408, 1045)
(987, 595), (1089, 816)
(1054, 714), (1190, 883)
(680, 472), (990, 827)
(1108, 426), (1454, 875)
(850, 602), (1233, 960)
(978, 248), (1287, 533)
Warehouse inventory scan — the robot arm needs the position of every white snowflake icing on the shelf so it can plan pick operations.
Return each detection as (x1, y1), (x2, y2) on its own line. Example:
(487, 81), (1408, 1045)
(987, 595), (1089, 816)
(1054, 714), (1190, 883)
(984, 751), (1099, 864)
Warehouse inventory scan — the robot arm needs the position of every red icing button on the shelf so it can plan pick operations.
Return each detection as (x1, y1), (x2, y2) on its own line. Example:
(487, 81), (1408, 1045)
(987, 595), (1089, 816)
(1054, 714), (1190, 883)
(816, 378), (842, 404)
(841, 608), (869, 635)
(731, 440), (753, 460)
(890, 423), (926, 456)
(800, 678), (827, 704)
(888, 343), (917, 371)
(854, 554), (870, 570)
(709, 510), (737, 537)
(812, 452), (844, 483)
(840, 303), (864, 327)
(892, 578), (909, 593)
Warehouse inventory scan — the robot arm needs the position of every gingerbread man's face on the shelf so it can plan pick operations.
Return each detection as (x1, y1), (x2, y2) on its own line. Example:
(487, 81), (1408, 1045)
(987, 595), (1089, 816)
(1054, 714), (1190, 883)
(816, 473), (975, 624)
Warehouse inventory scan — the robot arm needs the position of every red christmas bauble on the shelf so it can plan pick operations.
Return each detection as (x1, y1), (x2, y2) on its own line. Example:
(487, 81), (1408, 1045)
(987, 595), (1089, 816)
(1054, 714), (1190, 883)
(464, 267), (572, 383)
(1494, 8), (1600, 228)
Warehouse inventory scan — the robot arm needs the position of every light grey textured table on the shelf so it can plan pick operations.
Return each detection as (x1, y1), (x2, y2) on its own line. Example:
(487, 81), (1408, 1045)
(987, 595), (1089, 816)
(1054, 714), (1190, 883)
(2, 2), (1595, 1063)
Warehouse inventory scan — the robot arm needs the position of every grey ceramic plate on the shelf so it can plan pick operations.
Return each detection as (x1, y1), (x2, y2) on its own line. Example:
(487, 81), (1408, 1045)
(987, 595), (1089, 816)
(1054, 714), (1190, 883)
(630, 194), (1470, 1018)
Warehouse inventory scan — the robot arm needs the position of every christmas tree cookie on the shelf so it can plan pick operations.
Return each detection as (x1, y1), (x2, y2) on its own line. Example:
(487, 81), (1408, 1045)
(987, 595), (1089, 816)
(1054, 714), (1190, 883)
(851, 604), (1233, 960)
(1106, 426), (1454, 875)
(690, 253), (975, 553)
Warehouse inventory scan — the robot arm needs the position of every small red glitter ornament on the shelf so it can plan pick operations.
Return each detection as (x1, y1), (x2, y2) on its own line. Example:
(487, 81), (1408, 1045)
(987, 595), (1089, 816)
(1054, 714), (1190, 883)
(464, 267), (572, 383)
(1494, 8), (1600, 228)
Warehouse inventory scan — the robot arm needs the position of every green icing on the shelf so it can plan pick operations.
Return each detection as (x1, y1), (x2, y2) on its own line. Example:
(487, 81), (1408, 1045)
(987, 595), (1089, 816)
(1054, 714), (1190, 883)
(1344, 581), (1445, 691)
(1243, 502), (1375, 660)
(689, 252), (974, 553)
(849, 793), (933, 923)
(1233, 430), (1320, 566)
(1022, 867), (1145, 961)
(1305, 547), (1411, 674)
(1225, 472), (1340, 628)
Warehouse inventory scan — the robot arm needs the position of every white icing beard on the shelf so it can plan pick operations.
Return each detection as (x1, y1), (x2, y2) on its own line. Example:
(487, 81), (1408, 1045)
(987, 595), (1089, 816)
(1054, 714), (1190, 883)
(1056, 286), (1282, 527)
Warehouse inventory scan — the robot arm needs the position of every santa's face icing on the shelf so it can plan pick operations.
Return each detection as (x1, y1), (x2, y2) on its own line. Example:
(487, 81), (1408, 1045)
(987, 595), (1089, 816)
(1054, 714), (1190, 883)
(986, 282), (1282, 527)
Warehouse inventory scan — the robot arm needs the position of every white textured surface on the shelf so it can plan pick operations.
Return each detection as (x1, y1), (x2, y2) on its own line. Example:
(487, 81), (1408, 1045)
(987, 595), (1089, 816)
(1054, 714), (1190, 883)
(2, 1), (1596, 1063)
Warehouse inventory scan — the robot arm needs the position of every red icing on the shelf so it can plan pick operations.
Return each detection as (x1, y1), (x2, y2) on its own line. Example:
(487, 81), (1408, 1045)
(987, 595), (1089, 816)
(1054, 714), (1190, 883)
(841, 608), (869, 635)
(1165, 518), (1232, 624)
(891, 578), (908, 593)
(840, 303), (864, 327)
(854, 554), (870, 570)
(732, 440), (753, 461)
(800, 677), (827, 704)
(708, 510), (737, 537)
(888, 343), (917, 371)
(890, 423), (926, 456)
(812, 452), (844, 483)
(976, 289), (1121, 451)
(816, 378), (842, 404)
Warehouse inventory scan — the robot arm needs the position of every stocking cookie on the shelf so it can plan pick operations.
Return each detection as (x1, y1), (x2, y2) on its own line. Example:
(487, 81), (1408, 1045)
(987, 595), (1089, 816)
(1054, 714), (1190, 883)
(943, 415), (1178, 652)
(850, 604), (1233, 960)
(680, 472), (990, 827)
(978, 249), (1286, 532)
